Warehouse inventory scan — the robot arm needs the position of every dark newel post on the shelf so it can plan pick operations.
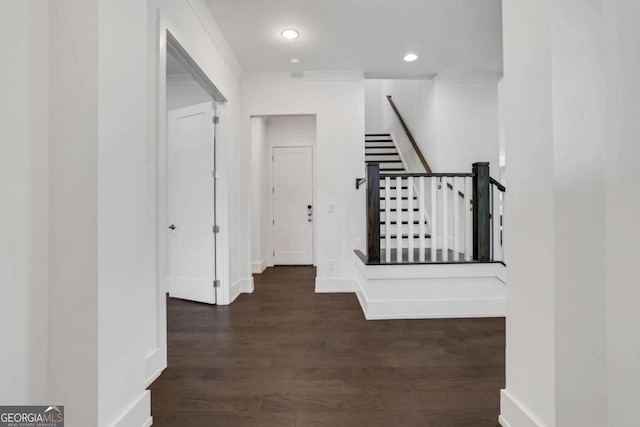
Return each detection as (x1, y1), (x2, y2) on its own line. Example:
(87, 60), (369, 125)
(472, 162), (491, 262)
(366, 163), (381, 263)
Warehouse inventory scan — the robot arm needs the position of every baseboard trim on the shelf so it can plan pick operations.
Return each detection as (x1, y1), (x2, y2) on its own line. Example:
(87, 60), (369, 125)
(229, 277), (254, 303)
(108, 390), (151, 427)
(144, 348), (166, 388)
(251, 257), (268, 274)
(499, 389), (546, 427)
(358, 294), (506, 320)
(315, 277), (356, 293)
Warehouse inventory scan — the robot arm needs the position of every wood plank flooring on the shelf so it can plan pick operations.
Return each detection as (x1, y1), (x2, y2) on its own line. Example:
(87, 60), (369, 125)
(150, 266), (504, 426)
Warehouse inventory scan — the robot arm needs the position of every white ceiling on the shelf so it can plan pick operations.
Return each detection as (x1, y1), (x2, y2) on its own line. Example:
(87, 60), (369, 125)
(204, 0), (503, 77)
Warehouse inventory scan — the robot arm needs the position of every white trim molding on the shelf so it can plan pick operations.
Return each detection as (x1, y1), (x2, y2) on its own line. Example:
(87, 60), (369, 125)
(229, 277), (254, 304)
(252, 257), (268, 274)
(354, 253), (506, 320)
(108, 391), (151, 427)
(315, 277), (356, 293)
(144, 347), (166, 388)
(499, 389), (547, 427)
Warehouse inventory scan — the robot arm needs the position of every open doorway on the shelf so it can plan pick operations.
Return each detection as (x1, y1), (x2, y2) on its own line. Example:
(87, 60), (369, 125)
(250, 115), (317, 272)
(160, 32), (226, 305)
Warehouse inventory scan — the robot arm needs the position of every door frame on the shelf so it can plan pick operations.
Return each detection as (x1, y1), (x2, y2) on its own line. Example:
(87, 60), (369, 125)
(268, 145), (317, 267)
(147, 14), (230, 387)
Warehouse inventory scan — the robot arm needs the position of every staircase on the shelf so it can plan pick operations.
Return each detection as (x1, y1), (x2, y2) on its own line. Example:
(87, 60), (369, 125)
(365, 134), (431, 261)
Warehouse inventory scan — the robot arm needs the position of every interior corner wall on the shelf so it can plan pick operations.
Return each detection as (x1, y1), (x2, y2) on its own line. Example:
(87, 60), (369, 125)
(604, 1), (640, 425)
(251, 117), (267, 272)
(0, 0), (50, 405)
(242, 78), (364, 291)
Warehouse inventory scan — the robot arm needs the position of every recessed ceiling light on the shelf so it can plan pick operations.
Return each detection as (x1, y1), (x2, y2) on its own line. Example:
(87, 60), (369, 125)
(404, 53), (418, 62)
(281, 29), (300, 40)
(289, 58), (301, 65)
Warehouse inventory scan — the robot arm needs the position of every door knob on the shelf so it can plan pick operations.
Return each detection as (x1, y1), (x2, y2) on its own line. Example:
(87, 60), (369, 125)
(168, 224), (176, 230)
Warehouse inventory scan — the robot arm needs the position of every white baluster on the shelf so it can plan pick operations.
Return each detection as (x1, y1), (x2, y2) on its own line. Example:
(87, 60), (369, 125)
(396, 177), (403, 263)
(385, 177), (391, 263)
(465, 177), (472, 261)
(419, 177), (426, 262)
(442, 177), (449, 262)
(408, 177), (414, 262)
(453, 177), (460, 262)
(430, 177), (437, 262)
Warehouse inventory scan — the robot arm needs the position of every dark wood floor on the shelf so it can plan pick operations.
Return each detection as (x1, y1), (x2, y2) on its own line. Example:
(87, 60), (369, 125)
(150, 266), (504, 427)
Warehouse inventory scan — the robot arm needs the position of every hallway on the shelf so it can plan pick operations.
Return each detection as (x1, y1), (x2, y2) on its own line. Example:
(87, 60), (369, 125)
(150, 267), (504, 426)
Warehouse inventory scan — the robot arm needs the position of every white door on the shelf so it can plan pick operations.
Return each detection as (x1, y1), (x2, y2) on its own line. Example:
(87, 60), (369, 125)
(167, 101), (216, 304)
(273, 147), (314, 265)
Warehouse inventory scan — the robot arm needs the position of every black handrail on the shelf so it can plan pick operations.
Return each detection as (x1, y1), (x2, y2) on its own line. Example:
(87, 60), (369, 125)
(356, 177), (366, 189)
(379, 172), (475, 179)
(490, 177), (506, 192)
(386, 96), (433, 173)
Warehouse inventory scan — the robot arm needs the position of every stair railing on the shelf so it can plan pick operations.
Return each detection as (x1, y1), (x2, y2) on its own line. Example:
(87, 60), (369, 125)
(356, 162), (505, 264)
(386, 96), (433, 173)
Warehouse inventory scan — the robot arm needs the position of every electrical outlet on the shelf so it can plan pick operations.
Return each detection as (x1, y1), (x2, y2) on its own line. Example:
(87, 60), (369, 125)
(328, 203), (335, 213)
(328, 260), (336, 271)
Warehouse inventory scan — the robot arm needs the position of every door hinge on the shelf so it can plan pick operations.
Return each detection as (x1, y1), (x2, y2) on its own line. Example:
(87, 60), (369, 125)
(272, 219), (275, 225)
(272, 154), (274, 161)
(213, 280), (220, 288)
(272, 187), (274, 193)
(212, 116), (219, 124)
(212, 225), (220, 233)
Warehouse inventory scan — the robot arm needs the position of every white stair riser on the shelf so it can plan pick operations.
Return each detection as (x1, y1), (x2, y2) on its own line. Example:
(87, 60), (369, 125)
(365, 155), (401, 162)
(381, 200), (419, 209)
(380, 212), (425, 222)
(381, 240), (434, 249)
(381, 224), (429, 235)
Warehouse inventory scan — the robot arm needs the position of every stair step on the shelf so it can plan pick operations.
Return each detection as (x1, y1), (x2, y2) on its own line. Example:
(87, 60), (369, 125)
(385, 197), (417, 201)
(381, 234), (432, 239)
(365, 139), (393, 143)
(380, 168), (405, 172)
(365, 134), (391, 137)
(381, 208), (420, 212)
(365, 151), (398, 155)
(386, 221), (422, 225)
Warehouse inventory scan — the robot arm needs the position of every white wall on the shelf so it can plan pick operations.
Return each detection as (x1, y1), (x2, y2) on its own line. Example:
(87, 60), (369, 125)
(364, 79), (385, 134)
(48, 1), (101, 426)
(0, 0), (50, 406)
(243, 74), (364, 292)
(433, 78), (500, 174)
(500, 0), (638, 426)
